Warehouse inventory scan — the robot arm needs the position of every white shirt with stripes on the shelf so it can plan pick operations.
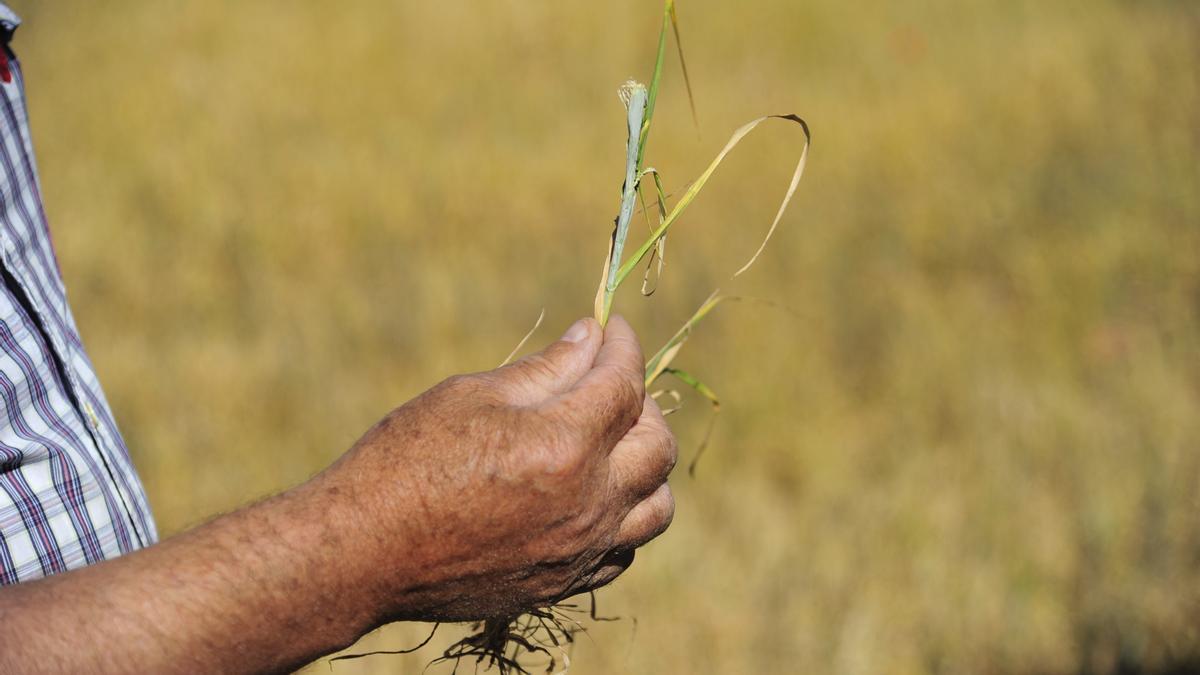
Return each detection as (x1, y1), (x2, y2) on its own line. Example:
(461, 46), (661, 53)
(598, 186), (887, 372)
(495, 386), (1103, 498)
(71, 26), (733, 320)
(0, 4), (158, 585)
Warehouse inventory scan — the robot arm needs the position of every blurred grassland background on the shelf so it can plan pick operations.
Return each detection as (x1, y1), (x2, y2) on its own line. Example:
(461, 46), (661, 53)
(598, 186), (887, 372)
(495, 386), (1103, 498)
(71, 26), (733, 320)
(12, 0), (1200, 673)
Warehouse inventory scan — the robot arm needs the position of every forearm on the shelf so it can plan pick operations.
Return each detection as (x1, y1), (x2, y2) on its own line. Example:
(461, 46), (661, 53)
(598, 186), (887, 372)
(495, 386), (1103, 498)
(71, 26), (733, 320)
(0, 316), (676, 673)
(0, 476), (380, 674)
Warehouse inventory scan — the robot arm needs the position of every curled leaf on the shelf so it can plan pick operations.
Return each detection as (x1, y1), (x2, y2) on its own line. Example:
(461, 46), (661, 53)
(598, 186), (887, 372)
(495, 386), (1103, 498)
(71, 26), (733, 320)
(688, 411), (719, 477)
(661, 367), (720, 476)
(650, 388), (684, 415)
(616, 114), (811, 289)
(637, 168), (669, 296)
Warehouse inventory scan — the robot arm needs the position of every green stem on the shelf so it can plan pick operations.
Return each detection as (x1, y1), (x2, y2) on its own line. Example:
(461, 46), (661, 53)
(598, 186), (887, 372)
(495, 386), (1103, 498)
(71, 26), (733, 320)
(600, 84), (648, 326)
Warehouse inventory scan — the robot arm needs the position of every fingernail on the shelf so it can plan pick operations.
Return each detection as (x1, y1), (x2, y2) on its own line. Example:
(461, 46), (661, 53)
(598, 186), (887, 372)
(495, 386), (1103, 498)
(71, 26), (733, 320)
(561, 319), (589, 343)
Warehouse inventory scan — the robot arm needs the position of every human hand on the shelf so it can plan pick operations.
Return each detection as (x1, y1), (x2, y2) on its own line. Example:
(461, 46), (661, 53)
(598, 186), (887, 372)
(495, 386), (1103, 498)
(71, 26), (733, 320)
(317, 316), (677, 624)
(0, 316), (674, 674)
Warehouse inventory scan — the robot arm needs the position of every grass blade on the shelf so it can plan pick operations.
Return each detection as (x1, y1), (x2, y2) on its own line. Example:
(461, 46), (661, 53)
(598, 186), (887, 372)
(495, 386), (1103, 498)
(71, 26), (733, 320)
(637, 168), (669, 295)
(499, 307), (546, 367)
(661, 367), (719, 410)
(661, 367), (720, 477)
(615, 114), (811, 289)
(667, 0), (698, 130)
(644, 290), (801, 394)
(637, 2), (670, 167)
(733, 116), (810, 277)
(687, 411), (718, 477)
(639, 0), (697, 166)
(644, 290), (725, 385)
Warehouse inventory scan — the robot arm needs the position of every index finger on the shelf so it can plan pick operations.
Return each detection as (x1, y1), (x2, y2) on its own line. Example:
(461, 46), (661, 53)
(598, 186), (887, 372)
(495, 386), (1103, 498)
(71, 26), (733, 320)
(549, 315), (646, 453)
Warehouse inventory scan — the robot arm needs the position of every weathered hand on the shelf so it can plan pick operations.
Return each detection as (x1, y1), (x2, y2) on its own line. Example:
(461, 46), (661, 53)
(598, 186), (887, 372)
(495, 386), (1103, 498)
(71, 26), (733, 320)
(0, 315), (675, 673)
(320, 315), (677, 623)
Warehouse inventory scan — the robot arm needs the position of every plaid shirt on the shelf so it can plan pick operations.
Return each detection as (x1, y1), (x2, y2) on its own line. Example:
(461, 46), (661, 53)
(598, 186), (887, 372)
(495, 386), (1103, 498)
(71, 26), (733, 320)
(0, 5), (157, 584)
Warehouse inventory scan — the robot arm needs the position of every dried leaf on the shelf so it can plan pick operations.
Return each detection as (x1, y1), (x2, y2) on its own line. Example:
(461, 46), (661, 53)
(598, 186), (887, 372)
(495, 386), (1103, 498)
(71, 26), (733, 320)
(499, 308), (545, 367)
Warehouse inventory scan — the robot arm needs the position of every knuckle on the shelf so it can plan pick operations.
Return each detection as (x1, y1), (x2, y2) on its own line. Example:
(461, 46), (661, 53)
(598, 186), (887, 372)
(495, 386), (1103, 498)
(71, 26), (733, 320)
(516, 353), (558, 386)
(653, 489), (676, 532)
(610, 317), (645, 360)
(532, 447), (585, 481)
(660, 432), (679, 476)
(438, 373), (471, 393)
(439, 373), (483, 398)
(444, 371), (513, 407)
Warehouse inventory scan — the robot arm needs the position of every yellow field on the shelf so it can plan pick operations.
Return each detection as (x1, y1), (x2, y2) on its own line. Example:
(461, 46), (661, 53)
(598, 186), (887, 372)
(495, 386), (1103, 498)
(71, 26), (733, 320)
(14, 0), (1200, 673)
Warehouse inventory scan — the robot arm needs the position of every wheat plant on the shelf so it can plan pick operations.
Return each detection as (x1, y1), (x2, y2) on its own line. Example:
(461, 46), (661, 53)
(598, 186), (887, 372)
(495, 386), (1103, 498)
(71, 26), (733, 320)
(337, 1), (810, 672)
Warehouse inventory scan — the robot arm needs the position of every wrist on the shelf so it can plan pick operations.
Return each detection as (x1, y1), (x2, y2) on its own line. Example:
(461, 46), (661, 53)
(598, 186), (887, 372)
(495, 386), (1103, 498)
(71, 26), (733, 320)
(255, 477), (388, 652)
(291, 464), (439, 630)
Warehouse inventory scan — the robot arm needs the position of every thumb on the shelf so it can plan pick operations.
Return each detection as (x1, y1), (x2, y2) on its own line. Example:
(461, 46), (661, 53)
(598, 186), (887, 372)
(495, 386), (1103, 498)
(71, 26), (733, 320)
(493, 318), (602, 404)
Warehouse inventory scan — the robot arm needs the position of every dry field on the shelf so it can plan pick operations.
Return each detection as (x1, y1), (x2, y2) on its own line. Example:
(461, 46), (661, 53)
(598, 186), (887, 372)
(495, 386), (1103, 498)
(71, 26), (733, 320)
(14, 0), (1200, 672)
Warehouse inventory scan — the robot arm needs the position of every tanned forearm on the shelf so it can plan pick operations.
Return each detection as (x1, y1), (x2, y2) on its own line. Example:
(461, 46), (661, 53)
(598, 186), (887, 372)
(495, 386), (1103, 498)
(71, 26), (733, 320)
(0, 476), (383, 674)
(0, 317), (678, 674)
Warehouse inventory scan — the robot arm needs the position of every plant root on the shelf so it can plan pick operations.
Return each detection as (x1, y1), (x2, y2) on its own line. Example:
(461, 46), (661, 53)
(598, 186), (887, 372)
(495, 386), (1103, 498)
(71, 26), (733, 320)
(330, 594), (617, 674)
(432, 595), (615, 675)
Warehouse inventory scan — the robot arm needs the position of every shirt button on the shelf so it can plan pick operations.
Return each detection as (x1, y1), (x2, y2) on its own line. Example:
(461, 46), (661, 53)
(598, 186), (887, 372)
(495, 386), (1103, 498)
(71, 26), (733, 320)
(82, 401), (101, 430)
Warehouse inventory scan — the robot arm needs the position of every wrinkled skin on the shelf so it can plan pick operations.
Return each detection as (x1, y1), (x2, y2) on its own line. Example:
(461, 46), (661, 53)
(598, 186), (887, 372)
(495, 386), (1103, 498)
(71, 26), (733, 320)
(0, 316), (676, 674)
(319, 315), (678, 623)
